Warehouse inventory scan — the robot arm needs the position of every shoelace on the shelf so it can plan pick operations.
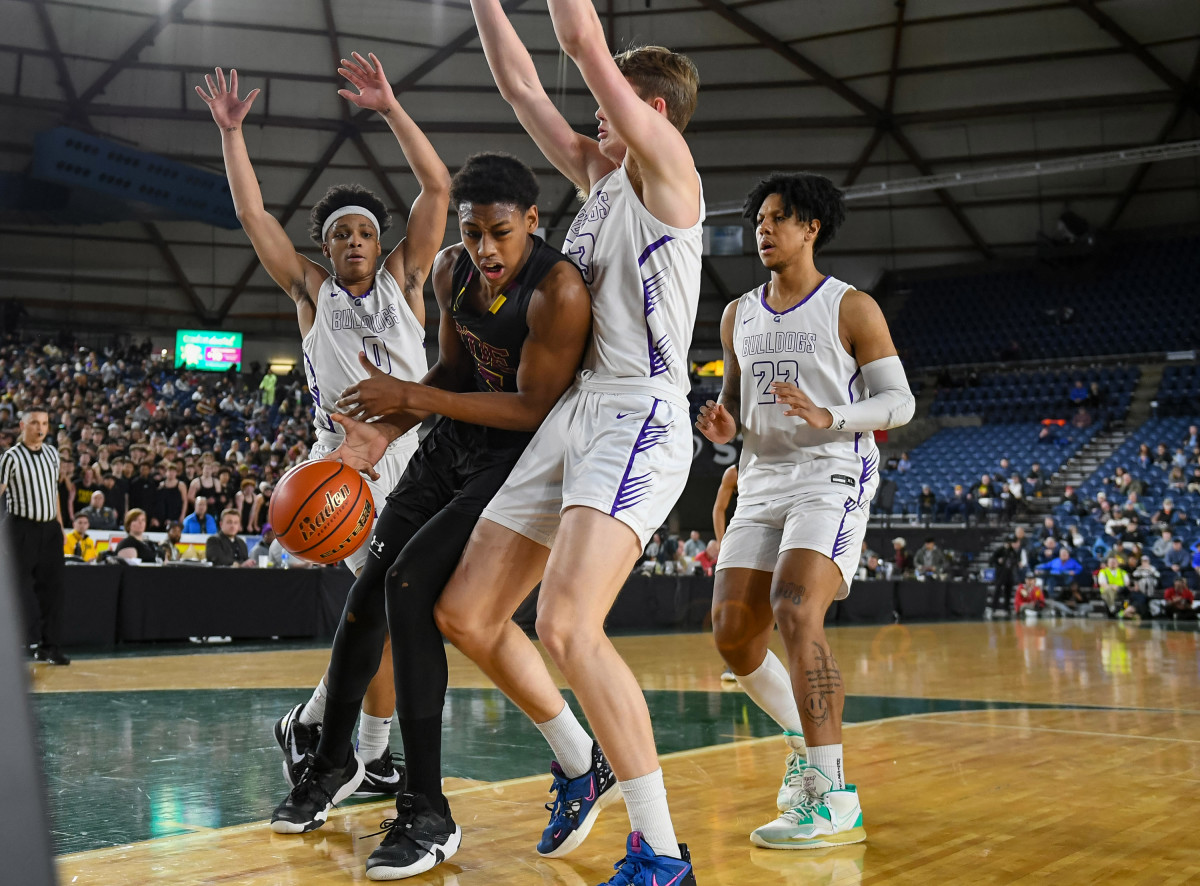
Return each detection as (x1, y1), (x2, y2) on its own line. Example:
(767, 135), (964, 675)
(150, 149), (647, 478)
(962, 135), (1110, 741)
(607, 853), (647, 886)
(361, 798), (419, 843)
(780, 791), (823, 825)
(778, 751), (807, 807)
(544, 773), (578, 824)
(288, 757), (338, 810)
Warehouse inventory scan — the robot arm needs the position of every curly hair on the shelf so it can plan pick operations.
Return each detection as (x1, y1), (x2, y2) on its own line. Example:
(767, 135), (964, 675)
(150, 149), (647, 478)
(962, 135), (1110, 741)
(308, 184), (391, 245)
(742, 172), (846, 254)
(450, 153), (539, 211)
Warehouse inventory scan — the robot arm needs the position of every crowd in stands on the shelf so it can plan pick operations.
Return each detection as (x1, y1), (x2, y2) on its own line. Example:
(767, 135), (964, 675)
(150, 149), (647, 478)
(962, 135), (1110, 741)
(641, 529), (719, 577)
(0, 334), (316, 565)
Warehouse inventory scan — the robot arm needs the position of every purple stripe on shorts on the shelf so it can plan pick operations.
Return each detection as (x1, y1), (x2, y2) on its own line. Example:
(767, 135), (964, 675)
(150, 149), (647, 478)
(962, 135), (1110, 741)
(611, 398), (671, 515)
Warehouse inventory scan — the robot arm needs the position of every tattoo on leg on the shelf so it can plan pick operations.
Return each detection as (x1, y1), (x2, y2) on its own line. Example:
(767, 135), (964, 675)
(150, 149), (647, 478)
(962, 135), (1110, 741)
(802, 642), (842, 729)
(773, 580), (806, 606)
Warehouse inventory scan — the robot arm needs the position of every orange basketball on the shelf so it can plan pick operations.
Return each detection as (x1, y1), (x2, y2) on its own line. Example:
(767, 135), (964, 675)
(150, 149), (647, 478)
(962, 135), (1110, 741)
(268, 460), (372, 564)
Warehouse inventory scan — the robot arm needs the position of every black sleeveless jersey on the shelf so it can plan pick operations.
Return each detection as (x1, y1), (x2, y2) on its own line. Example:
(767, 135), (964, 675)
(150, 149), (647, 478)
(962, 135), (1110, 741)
(448, 235), (578, 448)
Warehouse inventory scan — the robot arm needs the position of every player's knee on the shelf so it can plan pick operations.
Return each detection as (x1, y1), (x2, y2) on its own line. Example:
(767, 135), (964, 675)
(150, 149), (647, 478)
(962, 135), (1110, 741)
(771, 596), (826, 637)
(433, 597), (473, 647)
(534, 607), (588, 663)
(711, 603), (755, 657)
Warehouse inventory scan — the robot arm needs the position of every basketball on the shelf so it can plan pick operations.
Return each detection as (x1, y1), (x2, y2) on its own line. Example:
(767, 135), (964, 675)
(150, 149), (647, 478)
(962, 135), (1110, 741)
(268, 460), (372, 564)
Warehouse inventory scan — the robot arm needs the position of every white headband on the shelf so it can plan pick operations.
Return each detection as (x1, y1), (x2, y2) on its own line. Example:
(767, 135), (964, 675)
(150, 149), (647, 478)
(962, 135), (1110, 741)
(321, 205), (381, 241)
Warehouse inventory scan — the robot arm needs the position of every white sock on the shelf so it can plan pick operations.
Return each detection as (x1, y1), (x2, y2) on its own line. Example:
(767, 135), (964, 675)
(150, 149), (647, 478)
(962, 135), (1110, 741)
(535, 702), (594, 779)
(355, 712), (393, 763)
(736, 651), (804, 736)
(299, 680), (328, 726)
(620, 768), (680, 859)
(808, 744), (845, 790)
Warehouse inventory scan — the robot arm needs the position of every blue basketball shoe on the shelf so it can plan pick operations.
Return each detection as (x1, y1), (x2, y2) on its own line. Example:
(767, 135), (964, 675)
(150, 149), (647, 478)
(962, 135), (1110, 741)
(602, 831), (697, 886)
(536, 740), (619, 857)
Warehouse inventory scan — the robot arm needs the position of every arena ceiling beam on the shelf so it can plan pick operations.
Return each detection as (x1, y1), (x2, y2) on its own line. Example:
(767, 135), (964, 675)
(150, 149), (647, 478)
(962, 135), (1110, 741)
(319, 0), (412, 223)
(1104, 44), (1200, 231)
(75, 0), (194, 108)
(30, 0), (212, 324)
(214, 0), (531, 324)
(1070, 0), (1200, 117)
(692, 0), (993, 259)
(844, 0), (907, 190)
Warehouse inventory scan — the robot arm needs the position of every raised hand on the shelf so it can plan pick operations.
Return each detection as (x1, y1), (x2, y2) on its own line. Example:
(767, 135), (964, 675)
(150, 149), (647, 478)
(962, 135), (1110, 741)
(696, 399), (737, 444)
(338, 52), (398, 114)
(327, 413), (389, 481)
(195, 67), (260, 131)
(771, 381), (833, 428)
(336, 352), (413, 420)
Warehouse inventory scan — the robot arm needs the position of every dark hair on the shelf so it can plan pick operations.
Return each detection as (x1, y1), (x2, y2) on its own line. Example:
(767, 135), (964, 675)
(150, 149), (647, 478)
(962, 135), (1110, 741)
(742, 172), (846, 253)
(450, 153), (539, 211)
(308, 184), (391, 245)
(613, 45), (700, 132)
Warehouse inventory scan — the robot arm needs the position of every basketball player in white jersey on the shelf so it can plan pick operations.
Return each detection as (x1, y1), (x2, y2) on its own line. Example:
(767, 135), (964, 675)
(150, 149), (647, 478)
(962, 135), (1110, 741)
(197, 54), (449, 794)
(696, 172), (914, 849)
(410, 2), (701, 882)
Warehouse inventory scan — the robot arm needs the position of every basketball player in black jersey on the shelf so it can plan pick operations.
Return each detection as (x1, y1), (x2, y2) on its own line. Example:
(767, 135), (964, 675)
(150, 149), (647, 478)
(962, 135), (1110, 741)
(270, 152), (593, 882)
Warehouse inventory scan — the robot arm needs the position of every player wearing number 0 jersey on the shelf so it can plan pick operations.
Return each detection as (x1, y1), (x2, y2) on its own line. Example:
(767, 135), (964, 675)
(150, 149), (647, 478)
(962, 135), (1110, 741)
(303, 266), (425, 572)
(197, 52), (450, 802)
(697, 173), (913, 852)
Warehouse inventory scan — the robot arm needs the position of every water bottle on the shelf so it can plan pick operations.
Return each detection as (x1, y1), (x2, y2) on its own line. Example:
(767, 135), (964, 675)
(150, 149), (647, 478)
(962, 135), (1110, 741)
(281, 551), (290, 570)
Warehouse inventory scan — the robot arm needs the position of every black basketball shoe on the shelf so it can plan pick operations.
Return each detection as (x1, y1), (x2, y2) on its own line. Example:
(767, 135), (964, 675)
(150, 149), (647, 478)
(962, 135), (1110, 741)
(354, 746), (407, 797)
(364, 792), (461, 880)
(270, 751), (365, 834)
(274, 702), (321, 788)
(34, 646), (70, 665)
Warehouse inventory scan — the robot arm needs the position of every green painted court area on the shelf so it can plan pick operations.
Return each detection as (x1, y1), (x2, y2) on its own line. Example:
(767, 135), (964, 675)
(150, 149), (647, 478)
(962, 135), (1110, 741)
(35, 687), (1077, 855)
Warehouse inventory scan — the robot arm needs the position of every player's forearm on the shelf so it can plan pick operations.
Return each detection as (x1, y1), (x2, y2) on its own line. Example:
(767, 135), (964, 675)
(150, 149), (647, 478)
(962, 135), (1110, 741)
(471, 0), (544, 103)
(712, 509), (727, 542)
(407, 385), (548, 432)
(219, 128), (268, 220)
(378, 100), (451, 197)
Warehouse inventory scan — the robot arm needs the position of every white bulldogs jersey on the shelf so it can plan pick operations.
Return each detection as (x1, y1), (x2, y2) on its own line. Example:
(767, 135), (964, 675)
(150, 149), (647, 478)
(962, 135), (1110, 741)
(562, 164), (705, 397)
(733, 276), (878, 505)
(302, 268), (426, 440)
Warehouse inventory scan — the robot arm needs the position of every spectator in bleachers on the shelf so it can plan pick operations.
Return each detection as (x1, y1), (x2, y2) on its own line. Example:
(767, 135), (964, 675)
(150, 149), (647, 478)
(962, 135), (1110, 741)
(1038, 516), (1061, 542)
(1188, 467), (1200, 495)
(62, 514), (96, 562)
(159, 521), (183, 562)
(1071, 406), (1092, 429)
(858, 554), (891, 581)
(1036, 426), (1058, 445)
(693, 540), (719, 577)
(1185, 425), (1199, 450)
(891, 537), (911, 576)
(1173, 447), (1189, 469)
(913, 538), (944, 578)
(1048, 579), (1089, 617)
(183, 495), (217, 535)
(1045, 546), (1083, 592)
(78, 489), (117, 531)
(1133, 555), (1160, 598)
(1097, 556), (1132, 615)
(1025, 461), (1045, 494)
(205, 509), (255, 568)
(1069, 379), (1087, 404)
(1060, 484), (1085, 518)
(250, 525), (281, 567)
(115, 509), (159, 563)
(1001, 473), (1024, 520)
(859, 540), (877, 569)
(917, 484), (938, 522)
(1136, 443), (1152, 469)
(57, 457), (75, 522)
(944, 483), (969, 523)
(156, 463), (188, 527)
(1013, 582), (1045, 617)
(1152, 529), (1175, 559)
(1151, 498), (1182, 528)
(1165, 577), (1196, 618)
(1164, 538), (1190, 576)
(1168, 466), (1187, 492)
(968, 473), (999, 524)
(1153, 444), (1171, 469)
(897, 451), (911, 473)
(683, 530), (705, 559)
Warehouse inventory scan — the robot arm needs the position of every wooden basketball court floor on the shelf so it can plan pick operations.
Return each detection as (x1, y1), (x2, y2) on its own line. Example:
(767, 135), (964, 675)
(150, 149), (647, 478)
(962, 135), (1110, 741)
(32, 619), (1200, 884)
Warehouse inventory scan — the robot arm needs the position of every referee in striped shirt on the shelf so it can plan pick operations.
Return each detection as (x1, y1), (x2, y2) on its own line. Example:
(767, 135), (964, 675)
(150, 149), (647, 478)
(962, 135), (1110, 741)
(0, 408), (69, 664)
